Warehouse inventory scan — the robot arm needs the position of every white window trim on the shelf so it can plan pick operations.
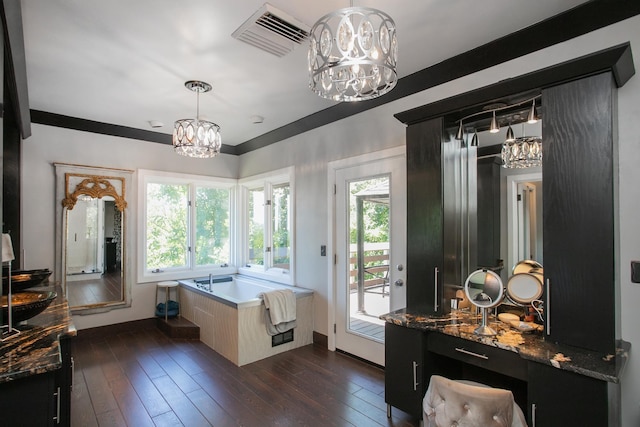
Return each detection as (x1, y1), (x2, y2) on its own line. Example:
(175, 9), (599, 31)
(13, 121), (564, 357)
(238, 166), (295, 285)
(137, 169), (237, 283)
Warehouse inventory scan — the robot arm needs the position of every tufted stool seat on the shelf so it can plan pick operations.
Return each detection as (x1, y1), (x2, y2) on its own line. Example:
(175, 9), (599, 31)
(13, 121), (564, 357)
(423, 375), (527, 427)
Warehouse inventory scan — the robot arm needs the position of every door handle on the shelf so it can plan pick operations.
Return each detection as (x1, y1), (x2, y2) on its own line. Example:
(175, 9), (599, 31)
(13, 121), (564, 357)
(434, 267), (439, 311)
(546, 278), (551, 335)
(394, 279), (403, 286)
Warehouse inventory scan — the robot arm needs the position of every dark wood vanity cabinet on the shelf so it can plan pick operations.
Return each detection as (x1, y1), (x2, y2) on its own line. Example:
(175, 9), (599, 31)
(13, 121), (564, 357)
(0, 349), (73, 426)
(384, 322), (427, 419)
(528, 363), (615, 427)
(0, 371), (57, 425)
(542, 72), (618, 355)
(390, 47), (633, 425)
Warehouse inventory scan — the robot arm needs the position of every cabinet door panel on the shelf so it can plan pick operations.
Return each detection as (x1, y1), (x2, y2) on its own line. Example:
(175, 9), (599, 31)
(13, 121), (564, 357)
(385, 323), (426, 419)
(542, 72), (617, 354)
(0, 371), (55, 426)
(406, 118), (443, 314)
(528, 363), (612, 426)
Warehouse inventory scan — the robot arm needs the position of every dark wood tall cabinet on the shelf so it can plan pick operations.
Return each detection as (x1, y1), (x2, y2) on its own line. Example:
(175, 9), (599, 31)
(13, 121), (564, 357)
(406, 118), (444, 314)
(542, 72), (618, 354)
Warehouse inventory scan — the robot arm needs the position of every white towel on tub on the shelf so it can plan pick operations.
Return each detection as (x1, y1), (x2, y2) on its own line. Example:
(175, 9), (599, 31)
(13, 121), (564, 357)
(260, 289), (296, 324)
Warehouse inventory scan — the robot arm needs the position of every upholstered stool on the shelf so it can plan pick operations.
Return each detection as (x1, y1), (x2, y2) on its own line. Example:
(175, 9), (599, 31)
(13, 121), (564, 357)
(156, 281), (180, 321)
(423, 375), (527, 427)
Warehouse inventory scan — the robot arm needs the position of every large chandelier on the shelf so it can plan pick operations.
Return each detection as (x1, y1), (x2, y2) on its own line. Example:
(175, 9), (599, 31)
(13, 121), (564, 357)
(308, 5), (397, 102)
(173, 81), (222, 158)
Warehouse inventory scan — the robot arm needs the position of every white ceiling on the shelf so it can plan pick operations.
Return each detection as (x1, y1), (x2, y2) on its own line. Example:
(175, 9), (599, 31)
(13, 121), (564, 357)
(21, 0), (588, 147)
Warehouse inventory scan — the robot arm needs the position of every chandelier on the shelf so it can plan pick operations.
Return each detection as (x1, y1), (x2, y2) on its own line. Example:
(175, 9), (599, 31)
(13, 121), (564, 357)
(501, 136), (542, 168)
(308, 5), (398, 102)
(173, 81), (222, 158)
(455, 95), (542, 168)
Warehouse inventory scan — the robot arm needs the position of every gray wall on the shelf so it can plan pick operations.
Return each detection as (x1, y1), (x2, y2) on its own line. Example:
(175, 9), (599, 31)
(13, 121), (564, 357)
(21, 15), (640, 425)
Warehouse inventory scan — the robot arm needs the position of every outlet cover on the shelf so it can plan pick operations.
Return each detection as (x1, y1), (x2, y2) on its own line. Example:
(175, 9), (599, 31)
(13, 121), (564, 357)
(632, 261), (640, 283)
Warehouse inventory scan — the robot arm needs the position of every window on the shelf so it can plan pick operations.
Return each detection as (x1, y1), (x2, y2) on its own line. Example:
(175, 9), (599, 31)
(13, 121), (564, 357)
(138, 170), (235, 282)
(240, 168), (293, 282)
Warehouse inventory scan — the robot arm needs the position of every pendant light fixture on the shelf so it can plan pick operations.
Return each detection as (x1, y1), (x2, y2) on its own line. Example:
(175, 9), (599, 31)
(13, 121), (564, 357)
(527, 99), (539, 124)
(505, 124), (515, 142)
(173, 81), (222, 158)
(470, 131), (478, 147)
(308, 2), (398, 102)
(489, 111), (500, 133)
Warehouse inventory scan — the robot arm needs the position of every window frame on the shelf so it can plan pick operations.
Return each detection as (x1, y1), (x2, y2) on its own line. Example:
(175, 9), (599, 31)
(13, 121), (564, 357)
(137, 169), (237, 283)
(238, 167), (294, 285)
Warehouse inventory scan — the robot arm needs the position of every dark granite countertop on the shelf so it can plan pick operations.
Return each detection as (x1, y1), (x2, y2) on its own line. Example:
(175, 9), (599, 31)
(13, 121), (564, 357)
(381, 308), (630, 384)
(0, 283), (76, 383)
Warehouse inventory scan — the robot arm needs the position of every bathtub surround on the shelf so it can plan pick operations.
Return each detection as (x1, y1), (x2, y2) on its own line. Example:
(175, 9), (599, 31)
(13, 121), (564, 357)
(179, 276), (313, 366)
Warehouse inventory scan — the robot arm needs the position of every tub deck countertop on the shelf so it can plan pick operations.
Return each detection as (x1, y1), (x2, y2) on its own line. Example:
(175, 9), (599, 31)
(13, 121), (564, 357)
(179, 275), (313, 308)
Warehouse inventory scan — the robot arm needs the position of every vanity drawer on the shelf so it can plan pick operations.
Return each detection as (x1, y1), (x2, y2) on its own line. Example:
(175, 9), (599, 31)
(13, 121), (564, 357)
(427, 333), (527, 381)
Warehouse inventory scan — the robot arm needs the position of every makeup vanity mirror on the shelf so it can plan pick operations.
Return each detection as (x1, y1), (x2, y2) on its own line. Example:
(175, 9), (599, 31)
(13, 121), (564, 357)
(453, 102), (544, 284)
(464, 269), (504, 336)
(55, 164), (133, 313)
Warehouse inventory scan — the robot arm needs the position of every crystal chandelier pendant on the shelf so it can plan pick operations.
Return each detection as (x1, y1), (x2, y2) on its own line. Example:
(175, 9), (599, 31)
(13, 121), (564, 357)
(308, 7), (397, 102)
(502, 136), (542, 168)
(173, 81), (222, 158)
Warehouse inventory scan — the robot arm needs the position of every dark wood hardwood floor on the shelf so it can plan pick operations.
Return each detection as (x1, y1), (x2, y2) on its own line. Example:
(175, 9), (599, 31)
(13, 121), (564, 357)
(67, 270), (122, 307)
(71, 324), (419, 427)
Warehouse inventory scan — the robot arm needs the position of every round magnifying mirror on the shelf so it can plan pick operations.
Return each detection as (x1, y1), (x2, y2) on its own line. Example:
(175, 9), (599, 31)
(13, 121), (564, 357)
(464, 269), (504, 336)
(506, 272), (543, 305)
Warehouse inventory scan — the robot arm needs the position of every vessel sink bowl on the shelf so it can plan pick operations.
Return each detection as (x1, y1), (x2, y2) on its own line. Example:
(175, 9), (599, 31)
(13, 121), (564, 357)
(2, 269), (52, 295)
(1, 291), (57, 324)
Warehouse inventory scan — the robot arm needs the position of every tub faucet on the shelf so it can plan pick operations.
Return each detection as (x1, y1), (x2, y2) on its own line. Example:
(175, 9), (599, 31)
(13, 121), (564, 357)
(208, 273), (213, 291)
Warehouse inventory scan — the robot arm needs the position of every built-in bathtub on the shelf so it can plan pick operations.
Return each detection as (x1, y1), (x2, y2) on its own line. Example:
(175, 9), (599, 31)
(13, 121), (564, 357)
(178, 274), (314, 366)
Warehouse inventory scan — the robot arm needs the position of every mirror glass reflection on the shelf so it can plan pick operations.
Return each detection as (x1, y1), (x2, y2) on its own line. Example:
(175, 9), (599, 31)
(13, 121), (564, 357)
(472, 120), (543, 283)
(65, 195), (123, 307)
(55, 164), (132, 314)
(465, 269), (504, 309)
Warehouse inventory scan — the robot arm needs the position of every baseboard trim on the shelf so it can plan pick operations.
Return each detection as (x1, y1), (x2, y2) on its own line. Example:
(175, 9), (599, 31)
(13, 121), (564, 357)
(313, 331), (328, 348)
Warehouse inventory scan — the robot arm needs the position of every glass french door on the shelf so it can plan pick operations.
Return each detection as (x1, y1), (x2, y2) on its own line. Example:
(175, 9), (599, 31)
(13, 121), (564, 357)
(334, 153), (406, 366)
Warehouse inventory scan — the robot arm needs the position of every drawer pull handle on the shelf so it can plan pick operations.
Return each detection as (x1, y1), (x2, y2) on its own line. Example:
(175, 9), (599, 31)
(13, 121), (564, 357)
(455, 347), (488, 360)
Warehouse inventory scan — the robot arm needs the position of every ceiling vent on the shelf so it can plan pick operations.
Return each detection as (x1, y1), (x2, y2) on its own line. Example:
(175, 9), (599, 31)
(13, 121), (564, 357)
(232, 3), (310, 57)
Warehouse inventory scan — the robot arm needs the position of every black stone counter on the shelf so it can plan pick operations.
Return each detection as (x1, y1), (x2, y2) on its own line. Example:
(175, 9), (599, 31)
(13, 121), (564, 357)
(0, 283), (76, 383)
(381, 308), (629, 384)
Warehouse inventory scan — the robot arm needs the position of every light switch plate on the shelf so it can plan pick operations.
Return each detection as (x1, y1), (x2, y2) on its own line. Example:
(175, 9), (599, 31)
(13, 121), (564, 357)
(631, 261), (640, 283)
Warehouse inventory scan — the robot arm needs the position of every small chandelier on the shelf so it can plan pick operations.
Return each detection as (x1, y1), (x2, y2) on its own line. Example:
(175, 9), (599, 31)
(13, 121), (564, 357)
(308, 4), (398, 102)
(501, 136), (542, 169)
(173, 81), (222, 158)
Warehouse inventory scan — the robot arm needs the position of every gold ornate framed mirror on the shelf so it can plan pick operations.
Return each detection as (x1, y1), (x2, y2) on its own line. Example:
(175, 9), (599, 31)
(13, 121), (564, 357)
(55, 164), (133, 313)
